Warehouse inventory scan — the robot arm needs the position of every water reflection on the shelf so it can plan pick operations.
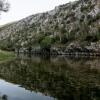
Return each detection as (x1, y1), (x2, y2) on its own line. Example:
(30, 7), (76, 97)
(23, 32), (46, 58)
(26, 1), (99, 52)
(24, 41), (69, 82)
(0, 56), (100, 100)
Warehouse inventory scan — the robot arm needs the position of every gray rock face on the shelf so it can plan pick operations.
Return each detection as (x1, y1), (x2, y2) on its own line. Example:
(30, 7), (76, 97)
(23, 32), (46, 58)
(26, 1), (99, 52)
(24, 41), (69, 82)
(0, 0), (99, 52)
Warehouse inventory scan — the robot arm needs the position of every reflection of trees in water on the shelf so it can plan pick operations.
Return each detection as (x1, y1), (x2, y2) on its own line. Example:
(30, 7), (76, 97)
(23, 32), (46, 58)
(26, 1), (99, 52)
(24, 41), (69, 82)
(0, 57), (100, 100)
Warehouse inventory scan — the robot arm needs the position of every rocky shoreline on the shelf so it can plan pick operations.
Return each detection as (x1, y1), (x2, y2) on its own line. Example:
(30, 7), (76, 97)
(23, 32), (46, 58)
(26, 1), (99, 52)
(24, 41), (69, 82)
(15, 46), (100, 57)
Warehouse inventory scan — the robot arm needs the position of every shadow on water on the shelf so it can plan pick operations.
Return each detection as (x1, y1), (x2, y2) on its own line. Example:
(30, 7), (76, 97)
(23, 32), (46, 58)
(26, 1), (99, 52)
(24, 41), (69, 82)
(0, 55), (100, 100)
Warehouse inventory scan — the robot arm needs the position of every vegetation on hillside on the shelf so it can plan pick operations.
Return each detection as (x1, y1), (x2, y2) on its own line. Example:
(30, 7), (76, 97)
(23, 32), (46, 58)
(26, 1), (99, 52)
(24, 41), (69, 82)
(0, 0), (99, 53)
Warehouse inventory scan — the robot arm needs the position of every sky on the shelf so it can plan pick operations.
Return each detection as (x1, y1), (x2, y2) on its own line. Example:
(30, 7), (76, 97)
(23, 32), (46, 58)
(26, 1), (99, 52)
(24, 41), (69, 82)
(0, 0), (75, 25)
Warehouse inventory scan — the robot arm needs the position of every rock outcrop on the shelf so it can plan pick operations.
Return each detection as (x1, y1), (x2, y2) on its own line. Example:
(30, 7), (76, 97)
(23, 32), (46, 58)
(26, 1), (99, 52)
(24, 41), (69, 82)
(0, 0), (99, 55)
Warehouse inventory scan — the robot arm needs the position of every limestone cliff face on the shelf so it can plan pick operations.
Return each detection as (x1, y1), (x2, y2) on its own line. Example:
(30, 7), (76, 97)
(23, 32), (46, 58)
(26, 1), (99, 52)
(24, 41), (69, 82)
(0, 0), (99, 52)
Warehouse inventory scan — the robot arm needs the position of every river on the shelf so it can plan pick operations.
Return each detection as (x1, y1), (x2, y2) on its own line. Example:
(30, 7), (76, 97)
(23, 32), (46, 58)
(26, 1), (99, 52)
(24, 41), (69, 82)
(0, 56), (100, 100)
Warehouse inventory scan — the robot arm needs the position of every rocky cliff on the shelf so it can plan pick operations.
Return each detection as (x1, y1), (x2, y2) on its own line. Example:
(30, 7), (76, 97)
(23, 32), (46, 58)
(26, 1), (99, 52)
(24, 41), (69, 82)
(0, 0), (100, 54)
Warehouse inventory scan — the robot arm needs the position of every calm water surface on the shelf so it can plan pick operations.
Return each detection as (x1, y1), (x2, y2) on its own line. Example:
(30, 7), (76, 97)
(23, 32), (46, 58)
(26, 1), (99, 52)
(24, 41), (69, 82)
(0, 56), (100, 100)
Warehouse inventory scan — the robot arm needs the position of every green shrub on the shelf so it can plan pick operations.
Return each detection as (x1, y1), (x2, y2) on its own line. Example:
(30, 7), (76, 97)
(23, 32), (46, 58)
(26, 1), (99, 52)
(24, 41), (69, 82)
(85, 35), (100, 42)
(40, 36), (54, 49)
(81, 5), (89, 12)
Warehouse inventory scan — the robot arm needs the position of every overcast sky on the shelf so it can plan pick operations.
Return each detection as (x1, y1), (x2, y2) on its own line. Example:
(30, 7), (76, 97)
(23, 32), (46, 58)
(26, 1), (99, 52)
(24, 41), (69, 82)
(0, 0), (75, 25)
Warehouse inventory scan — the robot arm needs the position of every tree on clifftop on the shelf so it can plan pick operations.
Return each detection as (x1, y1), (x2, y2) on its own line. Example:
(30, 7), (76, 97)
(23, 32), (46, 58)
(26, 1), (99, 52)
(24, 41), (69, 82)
(0, 0), (9, 12)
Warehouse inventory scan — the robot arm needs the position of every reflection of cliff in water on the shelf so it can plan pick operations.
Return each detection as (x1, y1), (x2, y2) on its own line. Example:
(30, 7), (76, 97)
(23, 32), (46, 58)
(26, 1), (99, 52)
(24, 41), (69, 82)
(0, 57), (100, 100)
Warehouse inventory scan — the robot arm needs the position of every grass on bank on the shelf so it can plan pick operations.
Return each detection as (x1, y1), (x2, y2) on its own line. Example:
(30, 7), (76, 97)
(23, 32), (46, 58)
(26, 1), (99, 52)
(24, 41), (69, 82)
(0, 50), (15, 61)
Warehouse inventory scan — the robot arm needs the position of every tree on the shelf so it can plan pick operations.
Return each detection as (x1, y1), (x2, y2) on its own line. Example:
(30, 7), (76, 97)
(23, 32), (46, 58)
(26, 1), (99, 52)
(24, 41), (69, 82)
(40, 36), (54, 54)
(0, 0), (9, 12)
(59, 26), (67, 43)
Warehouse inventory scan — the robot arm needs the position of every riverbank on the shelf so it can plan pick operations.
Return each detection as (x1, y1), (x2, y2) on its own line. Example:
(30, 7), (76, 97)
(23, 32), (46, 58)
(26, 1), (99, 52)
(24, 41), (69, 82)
(15, 41), (100, 57)
(16, 48), (100, 57)
(0, 50), (15, 61)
